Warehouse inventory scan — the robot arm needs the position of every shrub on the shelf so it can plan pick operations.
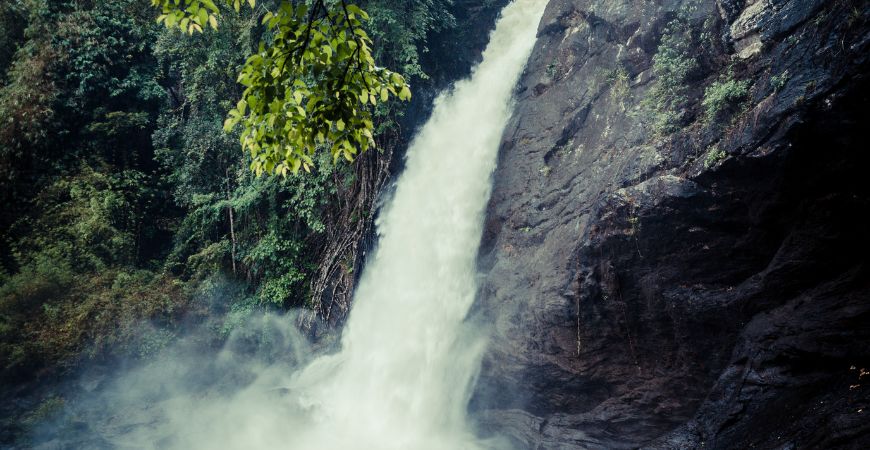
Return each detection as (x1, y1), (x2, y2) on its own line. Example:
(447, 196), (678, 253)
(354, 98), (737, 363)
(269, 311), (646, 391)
(771, 70), (790, 92)
(642, 18), (699, 135)
(703, 146), (728, 169)
(0, 263), (190, 378)
(606, 66), (631, 101)
(702, 77), (751, 122)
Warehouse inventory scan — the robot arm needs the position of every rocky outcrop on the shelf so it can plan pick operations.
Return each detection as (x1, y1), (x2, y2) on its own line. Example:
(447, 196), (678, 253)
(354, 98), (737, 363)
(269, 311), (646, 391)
(472, 0), (870, 448)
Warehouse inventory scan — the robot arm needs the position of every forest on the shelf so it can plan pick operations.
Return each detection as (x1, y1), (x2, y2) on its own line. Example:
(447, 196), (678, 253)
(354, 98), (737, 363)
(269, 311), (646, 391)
(0, 0), (501, 432)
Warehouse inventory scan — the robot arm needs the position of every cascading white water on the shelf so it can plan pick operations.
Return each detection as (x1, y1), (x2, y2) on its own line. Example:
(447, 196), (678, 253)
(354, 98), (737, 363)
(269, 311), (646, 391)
(87, 1), (545, 449)
(286, 1), (546, 447)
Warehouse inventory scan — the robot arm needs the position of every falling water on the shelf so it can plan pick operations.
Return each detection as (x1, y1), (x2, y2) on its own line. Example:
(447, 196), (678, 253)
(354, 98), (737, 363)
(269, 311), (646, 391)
(287, 0), (546, 447)
(58, 1), (545, 448)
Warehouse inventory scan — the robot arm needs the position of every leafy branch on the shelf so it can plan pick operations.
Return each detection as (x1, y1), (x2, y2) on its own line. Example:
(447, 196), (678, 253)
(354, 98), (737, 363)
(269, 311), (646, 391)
(151, 0), (412, 176)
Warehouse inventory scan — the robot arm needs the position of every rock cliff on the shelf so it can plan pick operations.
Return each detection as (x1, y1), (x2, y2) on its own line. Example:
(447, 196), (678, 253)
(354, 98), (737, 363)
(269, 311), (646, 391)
(472, 0), (870, 448)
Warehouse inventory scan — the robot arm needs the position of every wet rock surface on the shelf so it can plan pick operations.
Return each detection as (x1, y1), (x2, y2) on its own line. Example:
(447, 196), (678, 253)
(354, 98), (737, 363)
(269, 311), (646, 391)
(472, 0), (870, 448)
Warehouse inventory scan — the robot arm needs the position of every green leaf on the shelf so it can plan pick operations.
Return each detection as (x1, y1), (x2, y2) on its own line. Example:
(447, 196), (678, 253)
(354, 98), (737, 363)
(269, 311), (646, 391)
(223, 117), (237, 132)
(346, 4), (369, 20)
(399, 85), (412, 101)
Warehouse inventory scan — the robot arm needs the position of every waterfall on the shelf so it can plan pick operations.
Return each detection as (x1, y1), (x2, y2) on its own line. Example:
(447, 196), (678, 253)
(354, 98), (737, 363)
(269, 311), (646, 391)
(69, 1), (545, 448)
(287, 0), (547, 447)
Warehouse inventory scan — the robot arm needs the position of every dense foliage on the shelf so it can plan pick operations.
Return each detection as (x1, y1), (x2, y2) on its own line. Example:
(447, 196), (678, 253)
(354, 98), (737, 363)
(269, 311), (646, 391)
(1, 0), (175, 383)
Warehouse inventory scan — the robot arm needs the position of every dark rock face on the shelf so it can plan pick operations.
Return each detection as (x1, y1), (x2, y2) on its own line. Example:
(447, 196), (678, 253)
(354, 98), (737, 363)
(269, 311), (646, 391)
(472, 0), (870, 448)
